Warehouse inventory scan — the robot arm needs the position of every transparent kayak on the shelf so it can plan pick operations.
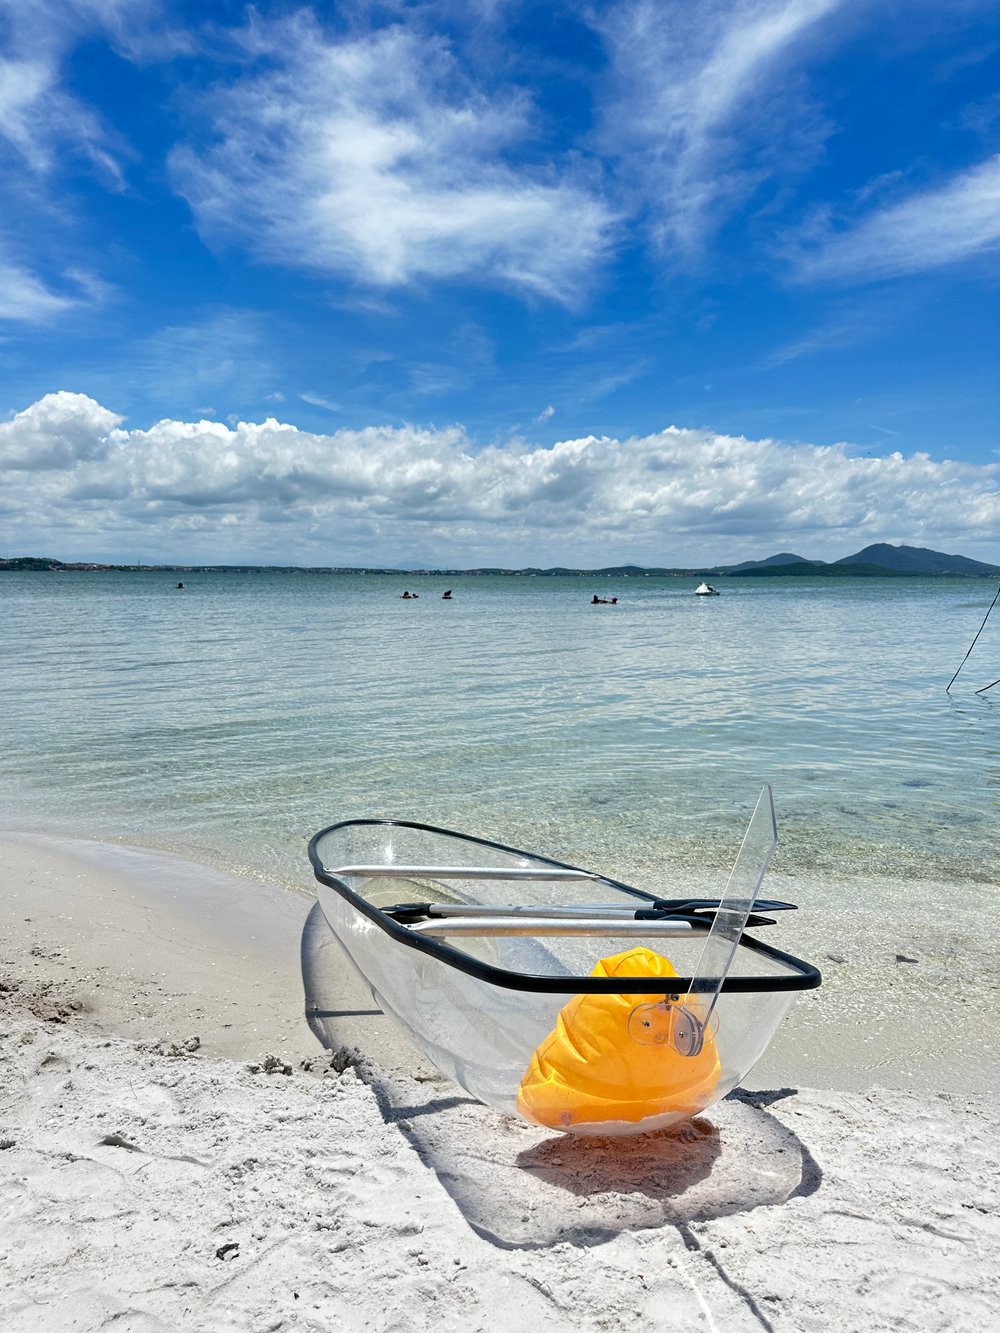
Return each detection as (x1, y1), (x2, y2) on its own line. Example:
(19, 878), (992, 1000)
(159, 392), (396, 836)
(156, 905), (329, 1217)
(308, 787), (820, 1136)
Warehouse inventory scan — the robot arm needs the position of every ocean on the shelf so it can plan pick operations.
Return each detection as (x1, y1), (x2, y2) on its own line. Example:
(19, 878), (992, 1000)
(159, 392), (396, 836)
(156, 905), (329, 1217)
(3, 569), (997, 896)
(5, 567), (999, 1088)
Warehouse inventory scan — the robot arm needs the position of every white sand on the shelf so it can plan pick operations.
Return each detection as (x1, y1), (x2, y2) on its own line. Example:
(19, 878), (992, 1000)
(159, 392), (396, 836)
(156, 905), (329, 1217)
(1, 833), (998, 1332)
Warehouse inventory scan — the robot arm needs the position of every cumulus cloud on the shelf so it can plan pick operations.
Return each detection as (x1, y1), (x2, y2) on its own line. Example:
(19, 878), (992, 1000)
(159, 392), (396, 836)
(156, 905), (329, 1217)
(2, 392), (998, 566)
(168, 15), (615, 303)
(0, 391), (123, 469)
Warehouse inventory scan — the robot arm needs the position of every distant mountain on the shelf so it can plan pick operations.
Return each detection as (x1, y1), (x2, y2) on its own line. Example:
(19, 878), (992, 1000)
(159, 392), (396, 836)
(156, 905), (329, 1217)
(731, 543), (1000, 578)
(728, 560), (912, 578)
(3, 543), (999, 577)
(834, 543), (1000, 576)
(724, 552), (820, 573)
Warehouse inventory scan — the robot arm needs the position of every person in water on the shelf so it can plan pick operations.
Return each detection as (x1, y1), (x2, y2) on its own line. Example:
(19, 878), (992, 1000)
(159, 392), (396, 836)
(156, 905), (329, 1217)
(442, 589), (453, 599)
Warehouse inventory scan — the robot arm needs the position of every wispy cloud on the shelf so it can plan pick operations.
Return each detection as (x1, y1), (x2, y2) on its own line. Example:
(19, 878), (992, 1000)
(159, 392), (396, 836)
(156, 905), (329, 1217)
(792, 154), (1000, 282)
(299, 392), (342, 412)
(761, 290), (905, 366)
(0, 253), (113, 324)
(0, 1), (157, 336)
(0, 261), (78, 322)
(168, 14), (616, 304)
(0, 37), (125, 187)
(0, 0), (189, 182)
(571, 358), (651, 405)
(0, 0), (182, 65)
(4, 392), (998, 565)
(596, 0), (843, 252)
(114, 310), (275, 412)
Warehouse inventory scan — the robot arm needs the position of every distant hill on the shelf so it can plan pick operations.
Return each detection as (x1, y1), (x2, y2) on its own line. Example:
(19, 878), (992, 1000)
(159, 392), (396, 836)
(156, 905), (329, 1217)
(728, 560), (913, 578)
(834, 543), (1000, 576)
(2, 543), (999, 577)
(730, 543), (1000, 578)
(725, 552), (820, 573)
(0, 556), (62, 571)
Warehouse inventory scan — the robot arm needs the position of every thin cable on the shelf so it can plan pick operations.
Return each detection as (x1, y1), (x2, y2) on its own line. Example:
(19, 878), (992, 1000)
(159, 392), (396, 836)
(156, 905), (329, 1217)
(975, 676), (1000, 695)
(946, 582), (1000, 692)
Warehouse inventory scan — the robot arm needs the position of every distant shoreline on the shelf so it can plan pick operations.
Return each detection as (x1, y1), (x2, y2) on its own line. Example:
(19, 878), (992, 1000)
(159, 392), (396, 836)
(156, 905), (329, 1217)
(3, 553), (999, 579)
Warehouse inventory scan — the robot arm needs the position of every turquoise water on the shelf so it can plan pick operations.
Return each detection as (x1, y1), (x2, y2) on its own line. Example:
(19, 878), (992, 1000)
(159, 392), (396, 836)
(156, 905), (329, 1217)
(2, 570), (998, 899)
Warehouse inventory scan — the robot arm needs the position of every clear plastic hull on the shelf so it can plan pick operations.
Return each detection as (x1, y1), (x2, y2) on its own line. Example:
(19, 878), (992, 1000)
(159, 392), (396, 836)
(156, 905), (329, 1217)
(311, 817), (812, 1136)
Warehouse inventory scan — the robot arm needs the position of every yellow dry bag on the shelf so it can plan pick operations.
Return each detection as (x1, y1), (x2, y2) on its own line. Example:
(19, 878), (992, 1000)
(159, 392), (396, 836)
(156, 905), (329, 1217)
(517, 946), (721, 1133)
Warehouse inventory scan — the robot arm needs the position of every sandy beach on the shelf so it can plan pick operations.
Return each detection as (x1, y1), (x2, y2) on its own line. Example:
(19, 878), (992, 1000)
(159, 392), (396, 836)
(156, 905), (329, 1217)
(2, 832), (998, 1332)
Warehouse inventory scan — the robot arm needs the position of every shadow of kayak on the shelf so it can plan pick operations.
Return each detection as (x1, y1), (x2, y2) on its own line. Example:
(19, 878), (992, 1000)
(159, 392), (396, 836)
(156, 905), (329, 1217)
(301, 902), (822, 1249)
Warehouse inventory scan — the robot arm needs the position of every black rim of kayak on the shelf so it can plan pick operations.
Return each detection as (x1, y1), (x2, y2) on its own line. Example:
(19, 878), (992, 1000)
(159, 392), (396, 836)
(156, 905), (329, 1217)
(308, 818), (822, 996)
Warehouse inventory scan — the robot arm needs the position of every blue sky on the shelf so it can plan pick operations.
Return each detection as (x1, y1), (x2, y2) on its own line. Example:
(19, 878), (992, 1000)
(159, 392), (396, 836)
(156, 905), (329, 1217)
(1, 0), (998, 567)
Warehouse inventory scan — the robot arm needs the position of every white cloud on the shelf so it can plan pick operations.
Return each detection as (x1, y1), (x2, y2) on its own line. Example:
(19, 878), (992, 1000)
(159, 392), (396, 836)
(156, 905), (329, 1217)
(792, 155), (1000, 282)
(0, 2), (154, 335)
(168, 15), (615, 304)
(299, 393), (342, 412)
(0, 261), (77, 322)
(0, 50), (123, 187)
(0, 0), (188, 185)
(0, 252), (114, 324)
(596, 0), (843, 252)
(0, 56), (53, 171)
(2, 392), (998, 566)
(0, 391), (123, 469)
(0, 0), (177, 66)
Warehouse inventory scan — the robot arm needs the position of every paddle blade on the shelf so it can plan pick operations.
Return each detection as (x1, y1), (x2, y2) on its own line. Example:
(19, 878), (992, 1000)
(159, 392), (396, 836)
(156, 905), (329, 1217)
(628, 785), (778, 1056)
(696, 784), (777, 1010)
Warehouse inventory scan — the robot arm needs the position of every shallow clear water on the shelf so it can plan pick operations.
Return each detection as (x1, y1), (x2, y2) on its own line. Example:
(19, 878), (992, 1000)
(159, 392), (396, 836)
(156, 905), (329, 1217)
(2, 570), (998, 901)
(6, 566), (998, 1093)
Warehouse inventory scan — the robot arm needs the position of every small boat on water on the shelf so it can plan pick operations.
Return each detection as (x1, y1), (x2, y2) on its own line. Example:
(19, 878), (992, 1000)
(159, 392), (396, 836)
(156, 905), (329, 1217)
(695, 582), (720, 596)
(309, 788), (820, 1136)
